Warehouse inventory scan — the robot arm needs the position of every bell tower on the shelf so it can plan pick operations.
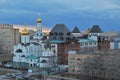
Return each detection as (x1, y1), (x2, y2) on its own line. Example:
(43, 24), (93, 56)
(37, 13), (42, 33)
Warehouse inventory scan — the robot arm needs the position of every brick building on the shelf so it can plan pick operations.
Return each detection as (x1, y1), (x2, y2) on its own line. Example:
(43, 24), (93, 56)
(98, 36), (110, 50)
(58, 42), (80, 65)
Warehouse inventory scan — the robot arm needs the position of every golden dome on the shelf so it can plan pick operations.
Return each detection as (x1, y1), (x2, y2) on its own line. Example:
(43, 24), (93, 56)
(37, 17), (42, 23)
(21, 27), (29, 35)
(37, 13), (42, 23)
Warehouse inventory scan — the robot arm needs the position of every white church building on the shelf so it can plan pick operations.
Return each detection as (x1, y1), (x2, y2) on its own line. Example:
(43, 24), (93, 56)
(13, 15), (57, 69)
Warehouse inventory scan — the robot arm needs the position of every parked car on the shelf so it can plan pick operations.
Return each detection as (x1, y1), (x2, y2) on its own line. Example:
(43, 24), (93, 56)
(2, 73), (15, 79)
(4, 64), (13, 68)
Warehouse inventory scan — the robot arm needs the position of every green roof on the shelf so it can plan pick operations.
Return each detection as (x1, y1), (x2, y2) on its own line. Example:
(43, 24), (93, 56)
(37, 60), (40, 63)
(78, 39), (97, 43)
(26, 54), (39, 59)
(50, 40), (64, 43)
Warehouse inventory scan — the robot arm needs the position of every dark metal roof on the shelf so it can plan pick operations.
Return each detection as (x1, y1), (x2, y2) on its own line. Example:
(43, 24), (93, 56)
(49, 24), (72, 41)
(72, 26), (80, 33)
(51, 24), (70, 33)
(90, 25), (103, 33)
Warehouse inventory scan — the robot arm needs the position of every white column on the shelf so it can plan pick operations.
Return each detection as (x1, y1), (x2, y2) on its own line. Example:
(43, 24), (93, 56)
(21, 35), (30, 43)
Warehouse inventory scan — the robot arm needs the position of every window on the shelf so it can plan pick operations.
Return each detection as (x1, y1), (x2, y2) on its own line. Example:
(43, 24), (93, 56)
(70, 61), (74, 64)
(77, 58), (81, 61)
(3, 32), (5, 34)
(95, 34), (98, 36)
(80, 43), (84, 46)
(53, 37), (56, 39)
(91, 34), (94, 36)
(70, 58), (75, 60)
(72, 69), (75, 72)
(21, 55), (25, 57)
(54, 32), (58, 36)
(89, 35), (91, 37)
(59, 32), (63, 36)
(52, 45), (55, 48)
(77, 70), (81, 72)
(60, 37), (64, 40)
(66, 32), (71, 36)
(53, 50), (56, 53)
(94, 42), (96, 45)
(89, 42), (92, 45)
(85, 42), (88, 46)
(50, 32), (53, 36)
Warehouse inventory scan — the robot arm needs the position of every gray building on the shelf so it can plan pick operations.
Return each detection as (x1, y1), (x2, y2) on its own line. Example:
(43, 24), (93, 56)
(49, 24), (72, 42)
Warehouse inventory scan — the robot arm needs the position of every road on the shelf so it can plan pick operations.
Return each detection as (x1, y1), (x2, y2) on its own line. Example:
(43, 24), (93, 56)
(46, 75), (80, 80)
(0, 68), (40, 80)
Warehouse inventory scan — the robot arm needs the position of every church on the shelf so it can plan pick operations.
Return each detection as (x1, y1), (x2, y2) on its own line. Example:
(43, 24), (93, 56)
(13, 15), (56, 69)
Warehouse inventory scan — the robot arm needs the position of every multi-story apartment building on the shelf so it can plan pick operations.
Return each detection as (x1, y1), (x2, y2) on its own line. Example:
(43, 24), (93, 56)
(0, 24), (20, 53)
(68, 50), (120, 80)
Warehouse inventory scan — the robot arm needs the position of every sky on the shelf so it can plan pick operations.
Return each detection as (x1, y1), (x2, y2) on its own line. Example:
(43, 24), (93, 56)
(0, 0), (120, 32)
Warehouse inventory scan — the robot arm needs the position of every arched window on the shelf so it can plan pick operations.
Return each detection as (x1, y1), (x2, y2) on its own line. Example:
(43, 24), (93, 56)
(16, 49), (22, 53)
(41, 60), (47, 63)
(21, 55), (25, 57)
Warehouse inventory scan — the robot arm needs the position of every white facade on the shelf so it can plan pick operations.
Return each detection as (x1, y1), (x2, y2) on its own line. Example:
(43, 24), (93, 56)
(37, 49), (55, 68)
(88, 33), (103, 41)
(110, 41), (120, 49)
(13, 33), (42, 63)
(13, 33), (55, 68)
(78, 39), (97, 52)
(33, 15), (44, 41)
(72, 33), (83, 38)
(40, 41), (58, 65)
(21, 35), (30, 43)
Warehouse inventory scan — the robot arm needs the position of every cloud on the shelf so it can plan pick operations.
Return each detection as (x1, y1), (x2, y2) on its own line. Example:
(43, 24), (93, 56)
(0, 0), (120, 31)
(34, 0), (120, 20)
(0, 0), (120, 16)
